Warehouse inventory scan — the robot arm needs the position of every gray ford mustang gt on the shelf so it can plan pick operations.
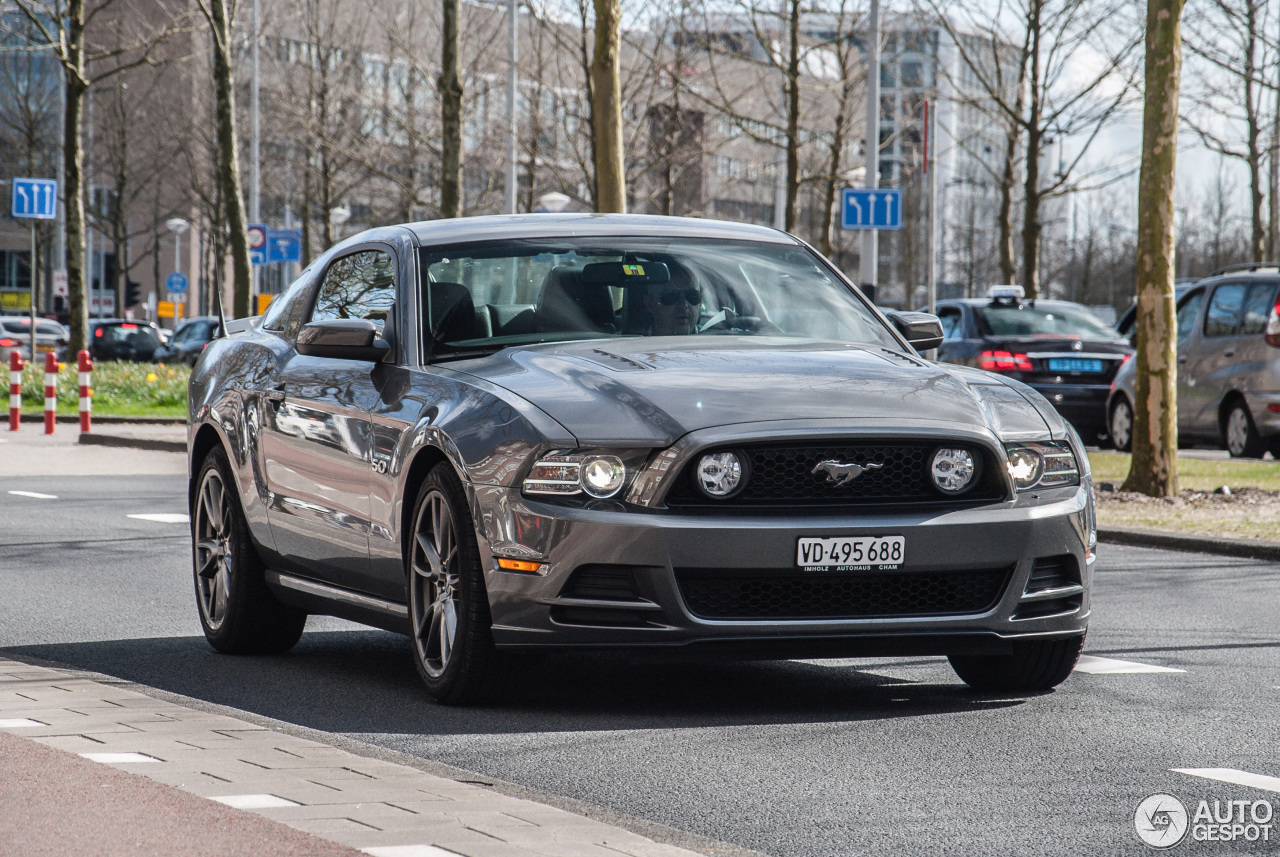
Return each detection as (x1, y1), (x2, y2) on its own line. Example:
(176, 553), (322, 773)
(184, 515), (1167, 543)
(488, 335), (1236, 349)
(187, 214), (1095, 704)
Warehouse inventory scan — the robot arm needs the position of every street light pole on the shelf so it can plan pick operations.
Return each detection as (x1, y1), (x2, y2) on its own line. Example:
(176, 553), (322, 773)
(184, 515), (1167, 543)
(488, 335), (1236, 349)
(506, 0), (518, 214)
(860, 0), (881, 300)
(166, 218), (189, 325)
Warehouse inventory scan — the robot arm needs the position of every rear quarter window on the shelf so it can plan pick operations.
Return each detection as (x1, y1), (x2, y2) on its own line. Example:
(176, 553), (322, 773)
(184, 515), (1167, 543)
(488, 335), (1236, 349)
(1204, 283), (1246, 337)
(1240, 283), (1278, 336)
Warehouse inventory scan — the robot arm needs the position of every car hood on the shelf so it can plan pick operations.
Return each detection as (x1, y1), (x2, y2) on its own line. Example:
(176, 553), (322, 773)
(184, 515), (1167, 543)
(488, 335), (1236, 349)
(458, 337), (1054, 447)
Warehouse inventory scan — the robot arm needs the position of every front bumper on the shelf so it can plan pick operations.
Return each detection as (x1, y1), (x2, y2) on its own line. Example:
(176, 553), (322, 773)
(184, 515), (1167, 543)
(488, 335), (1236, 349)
(473, 484), (1093, 654)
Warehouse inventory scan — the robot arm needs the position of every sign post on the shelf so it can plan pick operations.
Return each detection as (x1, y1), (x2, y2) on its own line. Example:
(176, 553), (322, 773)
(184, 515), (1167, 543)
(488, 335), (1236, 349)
(11, 178), (58, 362)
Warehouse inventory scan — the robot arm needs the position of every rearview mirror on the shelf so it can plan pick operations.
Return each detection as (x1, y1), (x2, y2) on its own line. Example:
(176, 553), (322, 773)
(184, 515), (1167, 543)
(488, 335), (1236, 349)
(296, 319), (391, 362)
(886, 311), (945, 352)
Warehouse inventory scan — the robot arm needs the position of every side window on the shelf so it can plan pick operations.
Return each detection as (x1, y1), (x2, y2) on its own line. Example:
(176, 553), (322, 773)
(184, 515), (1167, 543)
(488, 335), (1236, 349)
(1240, 283), (1277, 336)
(1175, 291), (1204, 342)
(312, 250), (396, 333)
(938, 307), (962, 340)
(1204, 283), (1246, 338)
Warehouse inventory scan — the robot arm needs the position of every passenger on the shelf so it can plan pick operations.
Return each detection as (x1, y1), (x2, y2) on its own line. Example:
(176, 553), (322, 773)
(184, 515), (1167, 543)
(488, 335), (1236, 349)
(644, 264), (701, 336)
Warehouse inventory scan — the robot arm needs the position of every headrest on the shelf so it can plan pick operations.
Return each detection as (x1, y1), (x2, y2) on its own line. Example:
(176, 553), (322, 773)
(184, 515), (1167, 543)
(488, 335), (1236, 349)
(425, 281), (475, 343)
(535, 266), (616, 332)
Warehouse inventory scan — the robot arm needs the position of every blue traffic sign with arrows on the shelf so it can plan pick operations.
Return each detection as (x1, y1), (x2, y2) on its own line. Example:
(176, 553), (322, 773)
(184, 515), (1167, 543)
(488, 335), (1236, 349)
(11, 178), (58, 220)
(840, 187), (902, 231)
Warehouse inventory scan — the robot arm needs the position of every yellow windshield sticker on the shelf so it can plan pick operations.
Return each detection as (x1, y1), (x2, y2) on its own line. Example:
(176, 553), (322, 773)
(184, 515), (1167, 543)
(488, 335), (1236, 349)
(622, 264), (645, 276)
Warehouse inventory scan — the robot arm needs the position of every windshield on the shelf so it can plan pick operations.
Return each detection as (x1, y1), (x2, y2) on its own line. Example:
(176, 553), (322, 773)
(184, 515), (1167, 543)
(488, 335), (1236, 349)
(417, 237), (897, 355)
(978, 302), (1122, 340)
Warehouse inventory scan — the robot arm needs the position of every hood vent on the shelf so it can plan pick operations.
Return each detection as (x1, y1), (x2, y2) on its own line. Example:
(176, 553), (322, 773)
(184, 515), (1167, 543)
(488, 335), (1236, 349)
(589, 348), (654, 371)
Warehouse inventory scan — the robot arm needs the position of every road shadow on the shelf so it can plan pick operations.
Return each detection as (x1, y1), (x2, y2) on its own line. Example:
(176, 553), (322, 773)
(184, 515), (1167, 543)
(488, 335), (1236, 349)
(3, 630), (1027, 737)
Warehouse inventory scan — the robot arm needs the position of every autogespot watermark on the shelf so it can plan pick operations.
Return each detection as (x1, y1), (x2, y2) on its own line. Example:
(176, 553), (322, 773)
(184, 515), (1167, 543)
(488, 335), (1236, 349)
(1135, 793), (1275, 848)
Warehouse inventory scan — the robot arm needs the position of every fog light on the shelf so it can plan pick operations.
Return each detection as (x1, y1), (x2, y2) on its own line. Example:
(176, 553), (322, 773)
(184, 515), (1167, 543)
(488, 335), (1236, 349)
(696, 451), (744, 498)
(931, 447), (977, 494)
(581, 455), (625, 498)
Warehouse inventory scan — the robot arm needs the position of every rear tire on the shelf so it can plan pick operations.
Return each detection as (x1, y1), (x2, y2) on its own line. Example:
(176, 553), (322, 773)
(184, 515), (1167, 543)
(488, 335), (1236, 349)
(949, 634), (1084, 693)
(1225, 401), (1267, 458)
(192, 447), (306, 654)
(1108, 398), (1133, 453)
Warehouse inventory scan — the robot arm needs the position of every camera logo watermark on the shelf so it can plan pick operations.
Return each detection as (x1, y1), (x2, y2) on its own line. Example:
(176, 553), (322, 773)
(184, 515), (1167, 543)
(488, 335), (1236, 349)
(1135, 794), (1189, 848)
(1136, 794), (1275, 848)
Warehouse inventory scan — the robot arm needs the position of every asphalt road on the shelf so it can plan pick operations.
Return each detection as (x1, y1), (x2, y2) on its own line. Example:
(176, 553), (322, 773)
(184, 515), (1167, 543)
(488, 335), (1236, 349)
(3, 469), (1280, 856)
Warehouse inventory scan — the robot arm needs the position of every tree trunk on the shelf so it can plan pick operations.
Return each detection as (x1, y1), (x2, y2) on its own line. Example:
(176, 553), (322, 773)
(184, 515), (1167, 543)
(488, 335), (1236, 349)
(439, 0), (462, 218)
(1122, 0), (1185, 497)
(590, 0), (625, 212)
(1243, 0), (1264, 262)
(63, 0), (88, 354)
(1020, 0), (1043, 298)
(576, 0), (596, 207)
(997, 120), (1018, 285)
(208, 0), (252, 318)
(783, 0), (801, 233)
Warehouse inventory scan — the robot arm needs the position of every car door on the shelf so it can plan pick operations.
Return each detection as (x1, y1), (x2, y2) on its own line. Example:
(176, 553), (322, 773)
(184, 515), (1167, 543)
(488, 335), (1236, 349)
(258, 246), (398, 594)
(1185, 282), (1246, 435)
(1173, 288), (1205, 436)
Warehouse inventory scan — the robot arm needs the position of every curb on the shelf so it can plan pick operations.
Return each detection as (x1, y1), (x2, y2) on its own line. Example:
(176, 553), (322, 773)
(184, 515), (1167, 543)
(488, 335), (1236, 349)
(1098, 527), (1280, 561)
(77, 433), (186, 453)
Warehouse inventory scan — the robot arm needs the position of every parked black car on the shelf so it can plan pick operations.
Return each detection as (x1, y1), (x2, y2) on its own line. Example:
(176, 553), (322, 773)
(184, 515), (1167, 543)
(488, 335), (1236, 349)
(155, 317), (219, 365)
(89, 319), (165, 362)
(933, 287), (1134, 444)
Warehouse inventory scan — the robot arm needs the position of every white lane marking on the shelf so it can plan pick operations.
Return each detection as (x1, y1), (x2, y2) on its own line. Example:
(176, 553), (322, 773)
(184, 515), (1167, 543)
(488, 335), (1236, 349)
(364, 847), (464, 857)
(8, 490), (56, 500)
(127, 513), (190, 524)
(212, 794), (299, 809)
(1074, 655), (1185, 674)
(0, 718), (44, 728)
(1174, 768), (1280, 794)
(81, 752), (159, 764)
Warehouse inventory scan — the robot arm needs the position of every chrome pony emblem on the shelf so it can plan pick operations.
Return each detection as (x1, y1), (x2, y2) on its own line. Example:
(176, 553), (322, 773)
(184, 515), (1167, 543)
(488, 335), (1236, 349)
(811, 459), (883, 486)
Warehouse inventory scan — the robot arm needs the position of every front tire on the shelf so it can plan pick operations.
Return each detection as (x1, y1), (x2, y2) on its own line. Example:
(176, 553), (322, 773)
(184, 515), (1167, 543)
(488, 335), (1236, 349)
(1108, 398), (1133, 453)
(408, 463), (498, 705)
(192, 447), (306, 654)
(949, 634), (1084, 693)
(1225, 401), (1267, 458)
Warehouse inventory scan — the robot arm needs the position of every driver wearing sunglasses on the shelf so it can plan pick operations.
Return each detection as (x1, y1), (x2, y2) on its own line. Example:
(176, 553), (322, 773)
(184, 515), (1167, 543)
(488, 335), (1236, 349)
(643, 264), (701, 336)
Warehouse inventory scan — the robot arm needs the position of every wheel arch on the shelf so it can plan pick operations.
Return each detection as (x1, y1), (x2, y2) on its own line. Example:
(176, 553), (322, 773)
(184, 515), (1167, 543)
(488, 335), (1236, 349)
(188, 422), (229, 515)
(399, 444), (454, 568)
(1217, 390), (1250, 439)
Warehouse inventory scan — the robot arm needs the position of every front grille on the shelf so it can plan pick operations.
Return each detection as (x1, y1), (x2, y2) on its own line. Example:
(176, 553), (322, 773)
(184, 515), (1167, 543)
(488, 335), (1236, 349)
(675, 566), (1013, 620)
(664, 440), (1006, 508)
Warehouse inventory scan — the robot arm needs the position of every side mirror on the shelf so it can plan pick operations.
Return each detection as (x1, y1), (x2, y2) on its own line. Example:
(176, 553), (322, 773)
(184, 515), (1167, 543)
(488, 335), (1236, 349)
(296, 319), (391, 362)
(886, 311), (945, 352)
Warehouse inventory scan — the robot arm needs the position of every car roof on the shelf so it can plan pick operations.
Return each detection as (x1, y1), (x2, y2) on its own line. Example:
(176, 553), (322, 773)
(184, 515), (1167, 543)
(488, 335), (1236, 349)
(396, 213), (799, 247)
(938, 298), (1100, 310)
(90, 318), (159, 327)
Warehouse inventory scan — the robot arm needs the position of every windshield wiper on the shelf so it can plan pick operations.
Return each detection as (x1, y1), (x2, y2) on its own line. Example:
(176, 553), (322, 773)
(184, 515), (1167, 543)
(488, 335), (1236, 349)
(426, 347), (504, 363)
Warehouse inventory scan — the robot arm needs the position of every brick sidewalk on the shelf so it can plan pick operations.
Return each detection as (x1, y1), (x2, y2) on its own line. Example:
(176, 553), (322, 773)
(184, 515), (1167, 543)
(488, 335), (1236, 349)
(0, 656), (724, 857)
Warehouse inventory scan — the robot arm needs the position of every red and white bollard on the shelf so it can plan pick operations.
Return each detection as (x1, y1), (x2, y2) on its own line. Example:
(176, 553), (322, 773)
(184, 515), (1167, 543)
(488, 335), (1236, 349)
(78, 350), (92, 433)
(43, 352), (57, 435)
(8, 350), (20, 432)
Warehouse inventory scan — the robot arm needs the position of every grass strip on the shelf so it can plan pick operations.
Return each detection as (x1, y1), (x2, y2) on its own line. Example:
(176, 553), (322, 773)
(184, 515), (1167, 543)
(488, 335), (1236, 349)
(1089, 451), (1280, 491)
(17, 360), (189, 418)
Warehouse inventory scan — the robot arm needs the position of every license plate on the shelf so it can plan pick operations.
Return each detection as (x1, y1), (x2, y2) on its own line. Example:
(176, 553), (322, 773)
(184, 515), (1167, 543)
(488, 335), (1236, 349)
(796, 536), (905, 570)
(1047, 358), (1103, 373)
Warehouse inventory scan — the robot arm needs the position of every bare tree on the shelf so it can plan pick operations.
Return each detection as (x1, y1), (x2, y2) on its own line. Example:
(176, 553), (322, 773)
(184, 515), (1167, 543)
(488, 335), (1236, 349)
(8, 0), (186, 349)
(1183, 0), (1270, 263)
(926, 0), (1140, 297)
(1123, 0), (1186, 498)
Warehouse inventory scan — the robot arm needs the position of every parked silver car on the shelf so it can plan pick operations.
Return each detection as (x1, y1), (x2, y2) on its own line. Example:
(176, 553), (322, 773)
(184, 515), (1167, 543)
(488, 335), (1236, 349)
(1107, 266), (1280, 457)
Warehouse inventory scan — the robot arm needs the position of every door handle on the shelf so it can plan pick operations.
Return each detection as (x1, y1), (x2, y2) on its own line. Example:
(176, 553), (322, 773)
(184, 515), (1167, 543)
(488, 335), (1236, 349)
(1177, 356), (1187, 364)
(1223, 348), (1235, 358)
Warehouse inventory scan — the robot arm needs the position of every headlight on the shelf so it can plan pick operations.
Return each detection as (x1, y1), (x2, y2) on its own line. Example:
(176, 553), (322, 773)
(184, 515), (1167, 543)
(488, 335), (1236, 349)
(523, 451), (629, 499)
(695, 450), (746, 498)
(1003, 441), (1080, 490)
(931, 447), (977, 494)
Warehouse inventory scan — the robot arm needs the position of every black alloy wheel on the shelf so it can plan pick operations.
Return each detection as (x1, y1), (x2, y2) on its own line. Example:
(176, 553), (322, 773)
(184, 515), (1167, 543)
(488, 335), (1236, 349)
(948, 634), (1085, 693)
(408, 463), (498, 704)
(193, 447), (306, 653)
